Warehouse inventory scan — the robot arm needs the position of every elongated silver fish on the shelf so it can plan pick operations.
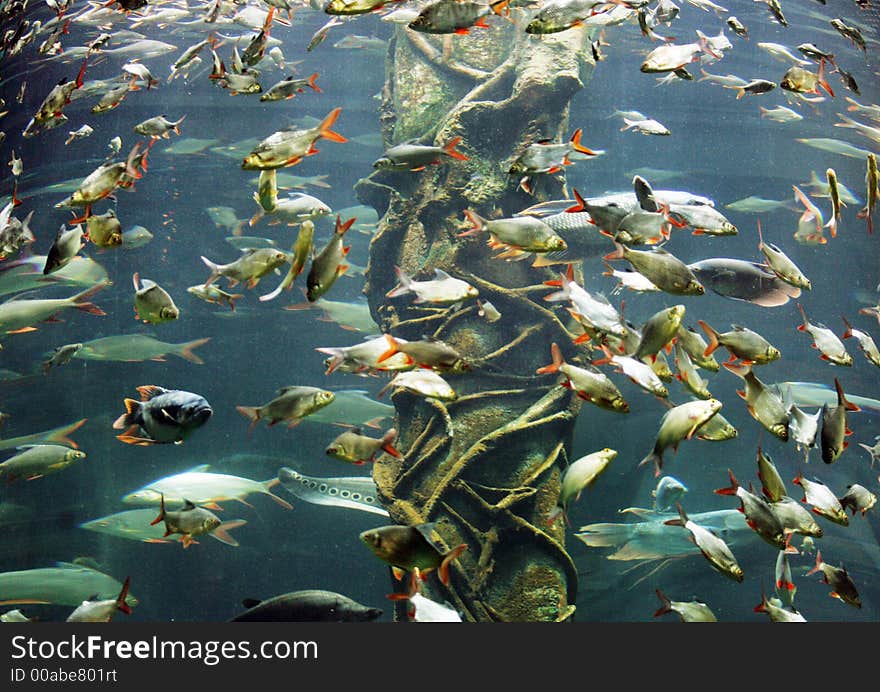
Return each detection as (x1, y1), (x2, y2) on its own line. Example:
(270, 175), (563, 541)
(277, 466), (389, 516)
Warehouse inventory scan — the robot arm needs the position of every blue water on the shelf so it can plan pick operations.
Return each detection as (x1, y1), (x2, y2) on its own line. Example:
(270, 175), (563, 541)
(0, 0), (878, 622)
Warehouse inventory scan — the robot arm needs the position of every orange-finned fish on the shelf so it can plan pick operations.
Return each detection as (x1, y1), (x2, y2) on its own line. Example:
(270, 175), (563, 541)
(714, 469), (786, 549)
(537, 342), (629, 413)
(857, 153), (878, 234)
(150, 494), (245, 549)
(306, 215), (354, 302)
(796, 304), (852, 366)
(806, 549), (861, 608)
(664, 503), (744, 582)
(242, 108), (347, 170)
(820, 377), (860, 464)
(373, 136), (468, 171)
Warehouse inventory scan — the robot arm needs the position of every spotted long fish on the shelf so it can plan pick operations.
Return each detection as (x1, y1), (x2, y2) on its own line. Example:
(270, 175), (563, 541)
(277, 467), (389, 517)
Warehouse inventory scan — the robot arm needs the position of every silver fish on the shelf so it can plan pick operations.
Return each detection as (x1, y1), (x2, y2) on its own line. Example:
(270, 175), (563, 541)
(277, 466), (389, 517)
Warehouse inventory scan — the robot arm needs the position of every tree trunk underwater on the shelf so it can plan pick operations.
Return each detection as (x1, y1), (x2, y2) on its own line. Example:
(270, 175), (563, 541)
(356, 19), (596, 622)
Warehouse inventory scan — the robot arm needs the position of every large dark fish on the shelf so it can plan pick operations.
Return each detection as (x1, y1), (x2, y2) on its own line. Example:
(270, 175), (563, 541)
(113, 385), (213, 445)
(687, 258), (801, 307)
(229, 590), (383, 622)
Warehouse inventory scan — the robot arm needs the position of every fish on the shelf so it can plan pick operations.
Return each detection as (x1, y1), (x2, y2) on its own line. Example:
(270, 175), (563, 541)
(91, 84), (131, 114)
(714, 469), (787, 549)
(757, 42), (813, 66)
(242, 108), (347, 170)
(150, 495), (244, 549)
(592, 345), (668, 398)
(756, 222), (811, 292)
(725, 363), (790, 440)
(408, 0), (508, 35)
(841, 317), (880, 367)
(360, 523), (467, 589)
(524, 0), (606, 34)
(603, 240), (704, 296)
(726, 16), (747, 39)
(792, 474), (848, 527)
(379, 335), (467, 372)
(133, 114), (186, 139)
(796, 138), (872, 159)
(769, 496), (823, 538)
(0, 282), (107, 334)
(664, 503), (744, 582)
(87, 210), (123, 248)
(386, 266), (478, 305)
(820, 378), (860, 464)
(277, 466), (389, 516)
(858, 152), (878, 234)
(124, 466), (292, 511)
(653, 589), (716, 622)
(260, 74), (321, 102)
(43, 224), (85, 275)
(0, 609), (32, 622)
(800, 170), (861, 206)
(756, 447), (786, 502)
(80, 508), (245, 545)
(230, 590), (382, 622)
(675, 325), (719, 371)
(74, 334), (210, 364)
(325, 0), (406, 15)
(620, 117), (671, 136)
(537, 344), (629, 413)
(698, 321), (781, 365)
(377, 370), (457, 401)
(307, 216), (354, 302)
(640, 35), (716, 73)
(0, 419), (87, 452)
(838, 484), (877, 517)
(544, 267), (626, 340)
(187, 284), (244, 311)
(508, 129), (599, 191)
(121, 225), (154, 249)
(236, 386), (336, 431)
(0, 563), (138, 608)
(549, 448), (617, 524)
(754, 592), (805, 623)
(112, 385), (213, 446)
(652, 476), (688, 512)
(66, 577), (132, 622)
(317, 335), (413, 375)
(201, 248), (289, 289)
(673, 343), (711, 400)
(830, 18), (866, 53)
(42, 343), (83, 374)
(773, 381), (880, 414)
(132, 272), (179, 324)
(635, 305), (685, 361)
(373, 136), (468, 171)
(259, 220), (315, 302)
(0, 445), (85, 483)
(806, 550), (861, 608)
(757, 106), (804, 124)
(639, 399), (723, 476)
(796, 304), (852, 367)
(162, 138), (220, 155)
(326, 427), (401, 465)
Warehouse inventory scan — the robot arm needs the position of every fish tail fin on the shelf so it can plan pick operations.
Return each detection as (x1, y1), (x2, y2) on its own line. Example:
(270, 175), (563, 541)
(70, 281), (107, 316)
(714, 468), (740, 496)
(381, 428), (402, 458)
(638, 451), (662, 477)
(653, 589), (673, 617)
(335, 215), (355, 237)
(490, 0), (509, 16)
(377, 333), (400, 364)
(200, 255), (221, 285)
(806, 550), (823, 577)
(663, 502), (688, 527)
(317, 107), (346, 143)
(210, 519), (247, 546)
(173, 114), (187, 134)
(459, 209), (486, 237)
(150, 494), (166, 526)
(116, 576), (132, 615)
(442, 136), (468, 161)
(823, 214), (837, 238)
(697, 320), (720, 356)
(841, 316), (853, 339)
(536, 342), (564, 374)
(569, 128), (598, 156)
(227, 294), (245, 311)
(721, 361), (751, 379)
(124, 142), (143, 180)
(316, 347), (345, 374)
(796, 302), (810, 331)
(44, 418), (87, 448)
(386, 266), (413, 297)
(249, 203), (264, 227)
(307, 72), (321, 93)
(602, 240), (625, 262)
(176, 337), (211, 364)
(818, 58), (834, 98)
(439, 544), (468, 585)
(113, 398), (141, 429)
(262, 478), (294, 509)
(236, 406), (261, 434)
(834, 377), (860, 412)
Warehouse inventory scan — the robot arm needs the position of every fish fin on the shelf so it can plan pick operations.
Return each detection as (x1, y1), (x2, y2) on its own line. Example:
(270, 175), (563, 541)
(569, 128), (598, 156)
(235, 406), (261, 434)
(262, 478), (294, 509)
(176, 337), (211, 364)
(439, 544), (468, 585)
(210, 520), (247, 547)
(112, 400), (140, 429)
(136, 385), (166, 401)
(377, 333), (399, 363)
(317, 107), (346, 143)
(536, 342), (564, 375)
(391, 566), (406, 581)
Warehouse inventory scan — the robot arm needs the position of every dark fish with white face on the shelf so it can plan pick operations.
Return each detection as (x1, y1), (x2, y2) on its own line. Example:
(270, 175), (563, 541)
(820, 378), (860, 464)
(688, 258), (801, 307)
(806, 550), (861, 608)
(229, 590), (383, 622)
(112, 385), (213, 445)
